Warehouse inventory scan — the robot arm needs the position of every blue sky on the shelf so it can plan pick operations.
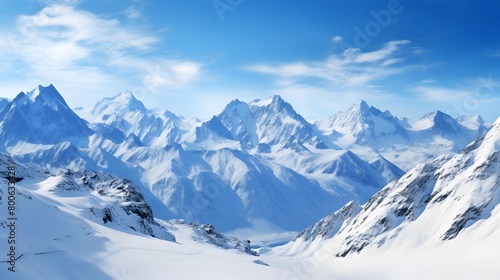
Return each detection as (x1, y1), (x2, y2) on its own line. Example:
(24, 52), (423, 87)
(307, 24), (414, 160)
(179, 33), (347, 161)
(0, 0), (499, 122)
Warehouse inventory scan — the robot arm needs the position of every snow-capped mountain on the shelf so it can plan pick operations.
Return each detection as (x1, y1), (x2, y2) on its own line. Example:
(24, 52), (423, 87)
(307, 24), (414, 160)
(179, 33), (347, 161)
(91, 90), (149, 116)
(412, 110), (480, 148)
(0, 85), (92, 149)
(315, 100), (409, 149)
(216, 95), (328, 150)
(0, 84), (489, 235)
(0, 84), (497, 279)
(285, 116), (500, 257)
(86, 91), (190, 146)
(455, 114), (486, 131)
(316, 100), (488, 170)
(292, 201), (361, 242)
(47, 87), (401, 232)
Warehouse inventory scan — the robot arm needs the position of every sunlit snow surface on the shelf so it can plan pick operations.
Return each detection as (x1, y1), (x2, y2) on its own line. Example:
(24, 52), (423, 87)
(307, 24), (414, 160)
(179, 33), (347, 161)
(0, 161), (498, 279)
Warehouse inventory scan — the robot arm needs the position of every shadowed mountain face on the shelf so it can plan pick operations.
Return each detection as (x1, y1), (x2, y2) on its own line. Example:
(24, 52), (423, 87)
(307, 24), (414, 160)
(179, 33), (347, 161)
(0, 84), (92, 148)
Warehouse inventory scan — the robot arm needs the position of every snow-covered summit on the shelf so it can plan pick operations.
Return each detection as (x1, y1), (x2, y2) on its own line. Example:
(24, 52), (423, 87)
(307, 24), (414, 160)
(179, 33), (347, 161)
(86, 90), (181, 146)
(455, 114), (486, 131)
(412, 110), (460, 131)
(216, 94), (326, 150)
(0, 84), (92, 148)
(91, 90), (148, 116)
(411, 110), (485, 148)
(316, 100), (408, 149)
(23, 84), (69, 110)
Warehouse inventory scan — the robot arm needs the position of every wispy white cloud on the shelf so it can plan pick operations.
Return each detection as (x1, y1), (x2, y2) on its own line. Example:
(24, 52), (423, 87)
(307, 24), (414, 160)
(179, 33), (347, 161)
(243, 40), (430, 119)
(124, 5), (141, 20)
(331, 36), (342, 43)
(106, 52), (204, 91)
(351, 40), (409, 63)
(11, 5), (157, 61)
(411, 86), (469, 102)
(408, 75), (500, 121)
(0, 4), (204, 106)
(247, 40), (414, 90)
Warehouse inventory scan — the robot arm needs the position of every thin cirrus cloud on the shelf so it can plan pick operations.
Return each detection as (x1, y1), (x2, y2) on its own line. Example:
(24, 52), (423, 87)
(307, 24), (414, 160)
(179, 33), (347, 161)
(0, 4), (204, 98)
(247, 40), (414, 90)
(411, 86), (469, 102)
(124, 6), (142, 20)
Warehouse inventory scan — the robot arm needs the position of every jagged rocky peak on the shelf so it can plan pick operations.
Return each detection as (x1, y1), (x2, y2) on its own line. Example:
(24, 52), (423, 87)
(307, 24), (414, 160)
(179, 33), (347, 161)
(76, 170), (175, 240)
(249, 94), (296, 114)
(11, 84), (72, 112)
(0, 84), (92, 147)
(352, 99), (370, 111)
(214, 94), (320, 149)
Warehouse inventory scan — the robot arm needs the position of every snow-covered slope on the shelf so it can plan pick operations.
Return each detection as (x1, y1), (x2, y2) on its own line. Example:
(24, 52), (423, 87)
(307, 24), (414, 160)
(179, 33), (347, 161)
(0, 83), (497, 279)
(285, 116), (500, 257)
(0, 155), (279, 279)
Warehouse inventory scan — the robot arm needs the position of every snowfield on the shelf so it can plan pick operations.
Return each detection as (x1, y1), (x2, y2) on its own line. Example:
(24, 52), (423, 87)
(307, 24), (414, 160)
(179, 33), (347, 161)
(2, 163), (498, 280)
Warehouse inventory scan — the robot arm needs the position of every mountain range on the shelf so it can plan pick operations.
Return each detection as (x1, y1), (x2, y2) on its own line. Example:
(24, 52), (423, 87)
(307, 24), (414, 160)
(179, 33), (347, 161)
(0, 84), (489, 233)
(0, 84), (498, 279)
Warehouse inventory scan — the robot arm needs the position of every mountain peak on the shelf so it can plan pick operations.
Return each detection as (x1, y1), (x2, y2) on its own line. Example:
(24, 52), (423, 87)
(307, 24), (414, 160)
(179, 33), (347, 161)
(91, 90), (148, 116)
(355, 99), (369, 109)
(27, 84), (56, 97)
(344, 100), (372, 117)
(412, 110), (458, 130)
(224, 98), (245, 110)
(248, 95), (288, 108)
(455, 114), (485, 131)
(0, 84), (92, 146)
(271, 94), (285, 104)
(17, 84), (69, 110)
(421, 110), (447, 120)
(116, 90), (136, 101)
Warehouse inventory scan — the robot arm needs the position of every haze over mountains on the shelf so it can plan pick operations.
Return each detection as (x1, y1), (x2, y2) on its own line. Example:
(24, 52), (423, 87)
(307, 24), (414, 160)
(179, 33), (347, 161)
(0, 84), (498, 279)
